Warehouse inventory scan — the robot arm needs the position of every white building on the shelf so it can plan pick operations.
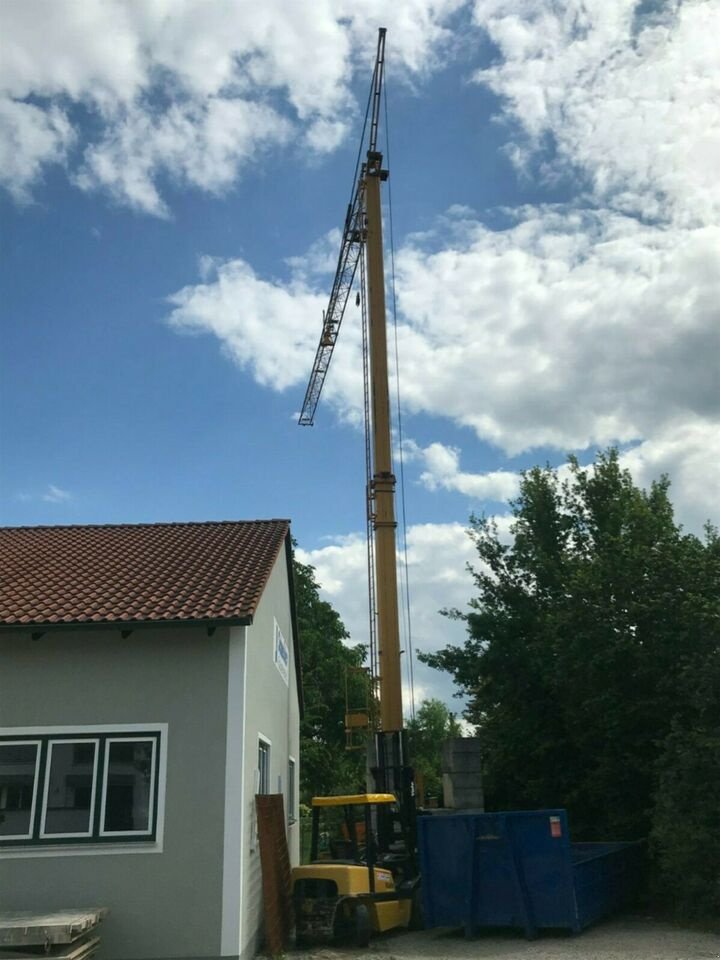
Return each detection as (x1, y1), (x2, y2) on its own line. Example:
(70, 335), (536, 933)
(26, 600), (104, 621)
(0, 519), (302, 960)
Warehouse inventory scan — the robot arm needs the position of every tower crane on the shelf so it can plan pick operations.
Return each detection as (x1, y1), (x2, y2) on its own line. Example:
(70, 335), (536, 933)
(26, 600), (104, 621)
(299, 26), (407, 781)
(291, 29), (421, 948)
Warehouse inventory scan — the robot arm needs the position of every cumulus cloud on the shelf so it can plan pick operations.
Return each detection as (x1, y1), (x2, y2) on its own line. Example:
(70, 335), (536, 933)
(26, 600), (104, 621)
(75, 98), (291, 217)
(167, 257), (325, 391)
(619, 419), (720, 535)
(394, 211), (720, 456)
(166, 251), (367, 419)
(296, 522), (481, 714)
(471, 0), (720, 226)
(166, 208), (720, 531)
(403, 439), (520, 501)
(0, 100), (74, 200)
(0, 0), (463, 212)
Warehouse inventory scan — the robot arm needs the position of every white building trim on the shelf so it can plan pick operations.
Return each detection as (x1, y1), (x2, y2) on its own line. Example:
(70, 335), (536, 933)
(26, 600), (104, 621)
(221, 627), (247, 956)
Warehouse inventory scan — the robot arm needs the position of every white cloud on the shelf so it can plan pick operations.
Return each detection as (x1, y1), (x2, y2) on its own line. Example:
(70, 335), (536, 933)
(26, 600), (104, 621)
(0, 100), (74, 201)
(285, 229), (343, 281)
(165, 204), (720, 535)
(41, 484), (72, 503)
(75, 98), (291, 218)
(393, 211), (720, 457)
(166, 252), (367, 420)
(167, 257), (324, 391)
(297, 521), (481, 714)
(339, 0), (467, 74)
(619, 419), (720, 535)
(0, 0), (464, 213)
(471, 0), (720, 226)
(404, 439), (520, 501)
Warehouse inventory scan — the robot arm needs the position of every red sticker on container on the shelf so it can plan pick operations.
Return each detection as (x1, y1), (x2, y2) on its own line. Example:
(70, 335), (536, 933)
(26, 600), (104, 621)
(550, 816), (562, 838)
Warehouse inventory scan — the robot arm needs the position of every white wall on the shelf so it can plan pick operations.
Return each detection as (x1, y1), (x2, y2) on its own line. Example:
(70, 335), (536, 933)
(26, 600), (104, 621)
(0, 626), (229, 960)
(237, 548), (300, 960)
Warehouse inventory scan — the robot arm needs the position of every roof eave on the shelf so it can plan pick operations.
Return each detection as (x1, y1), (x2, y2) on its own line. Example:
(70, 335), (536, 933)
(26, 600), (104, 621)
(0, 615), (253, 635)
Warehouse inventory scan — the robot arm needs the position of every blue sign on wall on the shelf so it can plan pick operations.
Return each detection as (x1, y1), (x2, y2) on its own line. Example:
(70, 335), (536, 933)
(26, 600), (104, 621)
(273, 619), (289, 685)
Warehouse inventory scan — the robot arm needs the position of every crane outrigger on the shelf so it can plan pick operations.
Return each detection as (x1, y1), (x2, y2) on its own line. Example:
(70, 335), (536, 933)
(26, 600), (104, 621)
(291, 28), (420, 947)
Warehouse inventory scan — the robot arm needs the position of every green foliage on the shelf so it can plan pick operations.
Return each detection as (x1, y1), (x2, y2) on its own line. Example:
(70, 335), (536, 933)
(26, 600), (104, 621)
(651, 720), (720, 918)
(294, 552), (369, 802)
(421, 450), (719, 859)
(406, 698), (462, 802)
(651, 527), (720, 918)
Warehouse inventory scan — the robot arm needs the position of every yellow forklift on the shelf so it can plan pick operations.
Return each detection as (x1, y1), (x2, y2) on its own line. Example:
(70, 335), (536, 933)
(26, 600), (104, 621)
(292, 794), (421, 947)
(293, 27), (422, 949)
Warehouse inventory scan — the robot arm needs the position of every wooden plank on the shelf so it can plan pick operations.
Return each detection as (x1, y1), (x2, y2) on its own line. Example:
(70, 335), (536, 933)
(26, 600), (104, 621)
(0, 911), (107, 947)
(0, 936), (101, 960)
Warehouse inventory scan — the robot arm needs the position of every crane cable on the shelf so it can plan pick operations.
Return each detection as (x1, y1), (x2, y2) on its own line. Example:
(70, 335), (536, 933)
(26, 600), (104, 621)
(383, 77), (417, 722)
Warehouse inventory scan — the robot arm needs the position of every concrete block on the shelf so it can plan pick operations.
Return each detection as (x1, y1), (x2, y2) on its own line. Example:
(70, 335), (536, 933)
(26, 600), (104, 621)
(441, 737), (484, 810)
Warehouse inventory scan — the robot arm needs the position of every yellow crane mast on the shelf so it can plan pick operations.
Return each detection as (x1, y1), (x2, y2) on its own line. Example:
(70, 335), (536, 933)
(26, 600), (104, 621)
(293, 30), (422, 949)
(299, 26), (404, 739)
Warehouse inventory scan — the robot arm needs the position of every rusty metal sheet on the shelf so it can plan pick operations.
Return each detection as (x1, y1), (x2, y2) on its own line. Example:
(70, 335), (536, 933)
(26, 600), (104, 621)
(256, 794), (293, 955)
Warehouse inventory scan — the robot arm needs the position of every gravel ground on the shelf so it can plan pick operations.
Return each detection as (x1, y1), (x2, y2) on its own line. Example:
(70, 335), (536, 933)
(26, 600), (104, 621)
(282, 917), (720, 960)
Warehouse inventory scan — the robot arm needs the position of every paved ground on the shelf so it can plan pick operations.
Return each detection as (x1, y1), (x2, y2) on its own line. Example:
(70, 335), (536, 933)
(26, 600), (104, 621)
(283, 917), (720, 960)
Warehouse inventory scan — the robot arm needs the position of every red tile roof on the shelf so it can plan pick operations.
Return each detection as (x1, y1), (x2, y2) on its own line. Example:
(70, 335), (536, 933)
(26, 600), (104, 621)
(0, 520), (290, 628)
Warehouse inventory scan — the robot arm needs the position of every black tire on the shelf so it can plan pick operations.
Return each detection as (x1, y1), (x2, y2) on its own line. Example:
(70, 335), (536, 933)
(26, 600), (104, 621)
(353, 904), (372, 948)
(333, 904), (351, 944)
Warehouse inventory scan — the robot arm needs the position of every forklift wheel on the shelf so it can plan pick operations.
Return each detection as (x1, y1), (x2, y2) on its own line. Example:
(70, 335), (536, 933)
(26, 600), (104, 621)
(353, 904), (371, 947)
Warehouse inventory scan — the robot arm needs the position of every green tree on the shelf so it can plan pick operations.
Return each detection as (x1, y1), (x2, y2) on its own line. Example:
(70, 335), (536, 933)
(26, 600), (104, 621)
(650, 525), (720, 918)
(294, 554), (369, 802)
(406, 698), (462, 802)
(421, 450), (716, 842)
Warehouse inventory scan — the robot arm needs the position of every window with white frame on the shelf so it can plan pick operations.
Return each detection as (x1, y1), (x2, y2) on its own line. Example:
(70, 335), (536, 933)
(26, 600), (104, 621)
(0, 730), (161, 847)
(287, 757), (296, 824)
(257, 739), (270, 795)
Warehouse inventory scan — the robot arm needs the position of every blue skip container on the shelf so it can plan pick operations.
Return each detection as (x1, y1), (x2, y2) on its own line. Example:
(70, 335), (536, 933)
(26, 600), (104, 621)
(417, 809), (642, 938)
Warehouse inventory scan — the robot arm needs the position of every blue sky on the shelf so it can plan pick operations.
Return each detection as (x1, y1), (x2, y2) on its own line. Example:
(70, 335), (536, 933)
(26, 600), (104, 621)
(2, 1), (719, 715)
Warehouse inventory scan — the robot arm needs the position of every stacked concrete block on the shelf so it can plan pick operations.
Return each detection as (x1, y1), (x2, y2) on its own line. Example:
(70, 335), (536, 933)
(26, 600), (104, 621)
(441, 737), (484, 811)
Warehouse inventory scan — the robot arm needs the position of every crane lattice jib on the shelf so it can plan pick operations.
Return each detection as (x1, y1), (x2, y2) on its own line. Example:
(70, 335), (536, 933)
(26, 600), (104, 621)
(298, 28), (386, 427)
(298, 189), (365, 425)
(368, 28), (386, 155)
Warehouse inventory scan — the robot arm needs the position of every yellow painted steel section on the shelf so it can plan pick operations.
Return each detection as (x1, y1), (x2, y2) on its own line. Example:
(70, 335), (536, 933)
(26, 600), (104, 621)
(291, 863), (411, 933)
(365, 159), (403, 734)
(311, 793), (396, 807)
(292, 862), (387, 896)
(372, 898), (412, 932)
